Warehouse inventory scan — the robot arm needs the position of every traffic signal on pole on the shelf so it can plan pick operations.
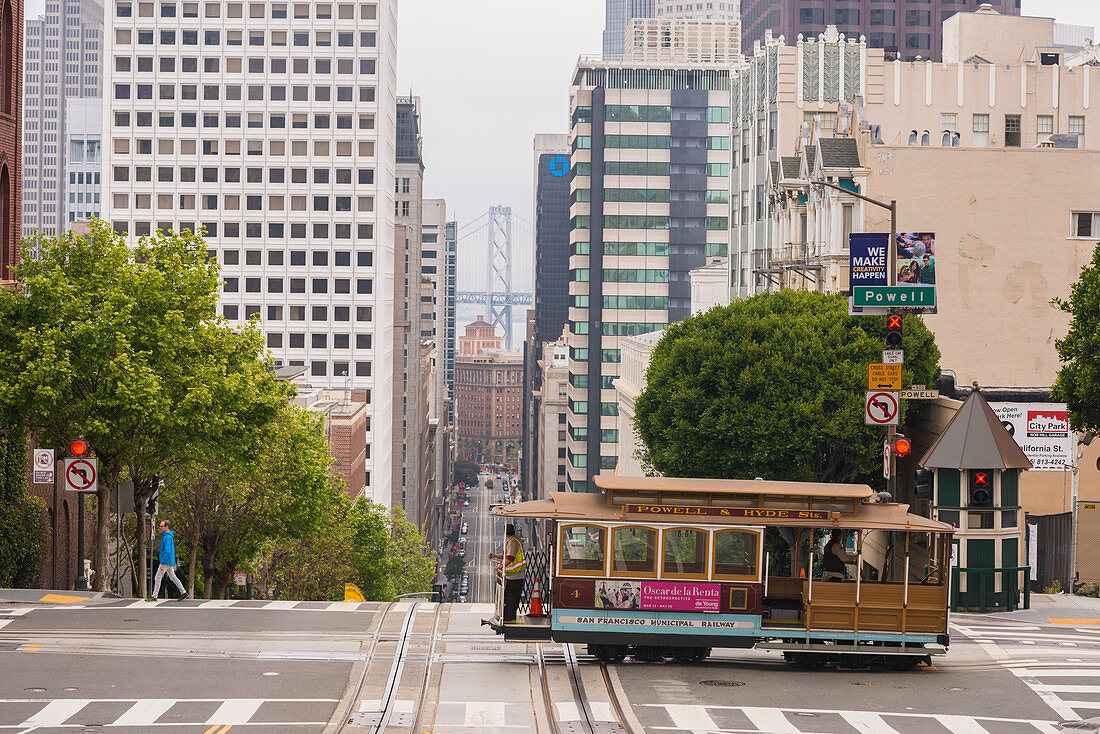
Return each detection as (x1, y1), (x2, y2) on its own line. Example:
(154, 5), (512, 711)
(146, 495), (158, 515)
(914, 468), (934, 500)
(69, 438), (89, 457)
(892, 435), (912, 458)
(885, 315), (903, 348)
(969, 470), (992, 506)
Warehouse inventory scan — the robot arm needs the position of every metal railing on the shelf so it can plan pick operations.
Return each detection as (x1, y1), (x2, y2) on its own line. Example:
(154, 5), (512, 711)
(493, 524), (553, 619)
(950, 566), (1031, 613)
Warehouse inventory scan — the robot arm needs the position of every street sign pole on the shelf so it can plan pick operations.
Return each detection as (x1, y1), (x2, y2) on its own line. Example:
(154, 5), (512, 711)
(75, 491), (88, 591)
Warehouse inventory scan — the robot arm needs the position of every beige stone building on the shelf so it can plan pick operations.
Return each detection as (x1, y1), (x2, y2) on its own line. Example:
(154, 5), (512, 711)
(535, 336), (570, 498)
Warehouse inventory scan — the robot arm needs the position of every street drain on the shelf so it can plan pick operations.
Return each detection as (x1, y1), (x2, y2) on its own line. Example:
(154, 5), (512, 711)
(794, 713), (819, 718)
(699, 680), (744, 687)
(63, 687), (78, 691)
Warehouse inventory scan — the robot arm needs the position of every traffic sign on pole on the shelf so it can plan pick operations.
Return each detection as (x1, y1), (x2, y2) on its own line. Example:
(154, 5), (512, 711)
(854, 286), (936, 308)
(865, 391), (900, 426)
(32, 449), (55, 484)
(64, 457), (98, 493)
(868, 363), (903, 390)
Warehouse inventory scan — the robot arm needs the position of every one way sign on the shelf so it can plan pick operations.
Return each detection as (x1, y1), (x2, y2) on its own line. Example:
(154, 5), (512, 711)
(64, 457), (98, 493)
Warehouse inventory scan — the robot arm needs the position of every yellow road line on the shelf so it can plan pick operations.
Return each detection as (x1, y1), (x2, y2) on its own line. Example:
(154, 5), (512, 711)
(203, 727), (219, 734)
(203, 726), (232, 734)
(1047, 618), (1100, 625)
(21, 644), (43, 652)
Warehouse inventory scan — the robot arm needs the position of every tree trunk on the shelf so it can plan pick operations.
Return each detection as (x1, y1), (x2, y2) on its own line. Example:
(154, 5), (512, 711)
(187, 522), (200, 597)
(135, 494), (148, 598)
(94, 484), (110, 592)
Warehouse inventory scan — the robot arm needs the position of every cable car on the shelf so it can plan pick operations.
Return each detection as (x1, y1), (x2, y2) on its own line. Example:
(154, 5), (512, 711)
(484, 475), (953, 669)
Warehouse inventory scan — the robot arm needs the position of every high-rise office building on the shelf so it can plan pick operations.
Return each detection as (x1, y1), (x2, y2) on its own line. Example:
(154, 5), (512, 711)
(63, 99), (103, 225)
(392, 95), (427, 518)
(102, 0), (399, 504)
(532, 134), (571, 346)
(603, 0), (655, 58)
(23, 0), (102, 239)
(443, 219), (458, 408)
(421, 197), (449, 542)
(0, 0), (22, 284)
(565, 58), (731, 491)
(739, 0), (1020, 60)
(655, 0), (738, 21)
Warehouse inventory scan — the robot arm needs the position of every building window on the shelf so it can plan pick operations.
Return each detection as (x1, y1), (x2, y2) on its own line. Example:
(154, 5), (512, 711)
(1072, 212), (1100, 239)
(973, 114), (990, 148)
(1070, 116), (1085, 146)
(1005, 114), (1022, 148)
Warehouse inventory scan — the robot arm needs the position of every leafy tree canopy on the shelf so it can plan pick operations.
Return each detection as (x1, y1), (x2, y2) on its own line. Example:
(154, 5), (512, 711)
(1054, 244), (1100, 432)
(453, 459), (479, 487)
(634, 291), (940, 485)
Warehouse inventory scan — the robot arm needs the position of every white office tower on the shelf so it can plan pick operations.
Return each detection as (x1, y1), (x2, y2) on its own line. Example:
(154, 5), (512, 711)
(625, 17), (742, 64)
(655, 0), (739, 21)
(24, 0), (104, 238)
(102, 0), (399, 505)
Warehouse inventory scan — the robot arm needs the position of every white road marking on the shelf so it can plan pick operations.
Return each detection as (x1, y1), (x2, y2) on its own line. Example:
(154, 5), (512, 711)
(664, 704), (720, 733)
(265, 600), (299, 610)
(198, 600), (237, 609)
(112, 699), (175, 726)
(0, 620), (11, 630)
(938, 714), (990, 733)
(840, 711), (903, 733)
(205, 698), (264, 724)
(741, 707), (798, 734)
(464, 701), (506, 726)
(19, 699), (89, 726)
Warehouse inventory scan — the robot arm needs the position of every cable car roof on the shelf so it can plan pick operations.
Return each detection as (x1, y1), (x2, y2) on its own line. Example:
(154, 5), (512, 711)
(594, 475), (875, 499)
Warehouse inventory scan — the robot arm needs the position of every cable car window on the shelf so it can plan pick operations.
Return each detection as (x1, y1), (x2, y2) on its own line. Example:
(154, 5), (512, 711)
(714, 530), (759, 580)
(611, 526), (657, 577)
(560, 525), (605, 573)
(662, 528), (707, 578)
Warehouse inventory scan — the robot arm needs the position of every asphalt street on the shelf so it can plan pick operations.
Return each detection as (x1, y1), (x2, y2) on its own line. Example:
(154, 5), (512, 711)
(2, 595), (1099, 733)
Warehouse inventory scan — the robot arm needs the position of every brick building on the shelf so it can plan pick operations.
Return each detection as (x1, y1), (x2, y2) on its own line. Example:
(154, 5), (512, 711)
(454, 319), (522, 466)
(0, 0), (22, 285)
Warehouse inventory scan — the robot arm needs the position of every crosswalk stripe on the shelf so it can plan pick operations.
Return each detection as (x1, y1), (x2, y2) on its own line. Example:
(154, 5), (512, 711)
(665, 704), (721, 733)
(841, 711), (903, 733)
(113, 698), (175, 725)
(205, 699), (263, 724)
(1031, 684), (1100, 693)
(20, 699), (89, 726)
(0, 620), (10, 630)
(938, 714), (990, 733)
(464, 701), (507, 726)
(1011, 668), (1100, 677)
(742, 707), (798, 734)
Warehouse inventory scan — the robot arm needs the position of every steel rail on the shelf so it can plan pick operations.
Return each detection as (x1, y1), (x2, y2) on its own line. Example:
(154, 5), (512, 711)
(364, 601), (421, 734)
(331, 601), (395, 733)
(536, 644), (561, 734)
(562, 642), (598, 732)
(408, 603), (444, 734)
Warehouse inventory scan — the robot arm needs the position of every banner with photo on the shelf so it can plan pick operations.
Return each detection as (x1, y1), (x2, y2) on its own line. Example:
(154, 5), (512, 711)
(989, 403), (1073, 471)
(848, 233), (890, 315)
(895, 232), (938, 314)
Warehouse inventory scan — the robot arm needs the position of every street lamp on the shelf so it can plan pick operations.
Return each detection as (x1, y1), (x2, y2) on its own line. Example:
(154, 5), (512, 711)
(779, 177), (903, 495)
(778, 178), (898, 286)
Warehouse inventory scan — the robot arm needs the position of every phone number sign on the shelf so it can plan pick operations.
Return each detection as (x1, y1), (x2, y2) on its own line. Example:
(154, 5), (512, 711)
(990, 403), (1072, 471)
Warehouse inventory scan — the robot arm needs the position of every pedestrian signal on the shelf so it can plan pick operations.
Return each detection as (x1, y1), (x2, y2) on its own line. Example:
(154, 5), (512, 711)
(969, 470), (992, 506)
(914, 468), (934, 500)
(885, 315), (903, 348)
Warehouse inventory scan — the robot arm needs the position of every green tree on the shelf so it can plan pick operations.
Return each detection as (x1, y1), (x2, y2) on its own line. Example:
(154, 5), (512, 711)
(0, 221), (273, 591)
(1054, 244), (1100, 432)
(350, 502), (434, 601)
(0, 428), (48, 587)
(164, 402), (334, 598)
(453, 459), (479, 487)
(634, 291), (940, 485)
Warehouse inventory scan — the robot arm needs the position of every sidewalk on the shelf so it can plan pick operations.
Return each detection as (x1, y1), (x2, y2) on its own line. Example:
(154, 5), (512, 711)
(0, 588), (121, 606)
(962, 592), (1100, 625)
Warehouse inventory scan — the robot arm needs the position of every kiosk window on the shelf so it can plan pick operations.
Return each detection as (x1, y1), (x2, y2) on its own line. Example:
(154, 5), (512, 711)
(612, 526), (657, 576)
(561, 525), (605, 572)
(714, 530), (759, 579)
(662, 528), (707, 577)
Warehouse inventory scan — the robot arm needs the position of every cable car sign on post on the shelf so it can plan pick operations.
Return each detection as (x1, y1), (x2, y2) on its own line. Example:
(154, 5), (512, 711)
(64, 457), (98, 493)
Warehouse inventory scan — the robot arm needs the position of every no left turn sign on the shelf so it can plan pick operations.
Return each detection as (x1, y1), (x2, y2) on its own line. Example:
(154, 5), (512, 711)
(64, 457), (98, 493)
(865, 391), (900, 426)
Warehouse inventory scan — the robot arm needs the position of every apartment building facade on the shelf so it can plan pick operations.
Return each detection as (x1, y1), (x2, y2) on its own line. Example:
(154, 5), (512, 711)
(0, 0), (21, 284)
(454, 318), (522, 465)
(739, 0), (1020, 60)
(565, 58), (731, 490)
(63, 98), (103, 225)
(536, 336), (569, 498)
(603, 0), (655, 58)
(102, 0), (399, 505)
(23, 0), (102, 240)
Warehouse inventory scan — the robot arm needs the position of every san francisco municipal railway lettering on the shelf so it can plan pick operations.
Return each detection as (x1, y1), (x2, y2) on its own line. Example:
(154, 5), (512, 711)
(627, 504), (830, 520)
(561, 615), (753, 629)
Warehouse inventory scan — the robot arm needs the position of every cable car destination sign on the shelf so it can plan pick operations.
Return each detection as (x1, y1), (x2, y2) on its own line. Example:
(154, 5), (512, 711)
(627, 505), (831, 520)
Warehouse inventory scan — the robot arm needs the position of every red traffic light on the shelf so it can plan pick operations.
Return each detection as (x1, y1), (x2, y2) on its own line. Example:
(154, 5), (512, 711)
(893, 437), (912, 457)
(887, 315), (902, 330)
(69, 439), (89, 457)
(972, 472), (989, 487)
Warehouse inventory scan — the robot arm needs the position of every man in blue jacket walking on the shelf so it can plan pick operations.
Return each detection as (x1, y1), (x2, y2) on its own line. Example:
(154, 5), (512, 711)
(148, 520), (188, 601)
